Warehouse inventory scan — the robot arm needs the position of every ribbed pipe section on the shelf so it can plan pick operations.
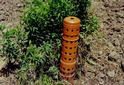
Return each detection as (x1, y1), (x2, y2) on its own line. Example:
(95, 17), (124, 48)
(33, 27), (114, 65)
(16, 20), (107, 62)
(60, 16), (80, 81)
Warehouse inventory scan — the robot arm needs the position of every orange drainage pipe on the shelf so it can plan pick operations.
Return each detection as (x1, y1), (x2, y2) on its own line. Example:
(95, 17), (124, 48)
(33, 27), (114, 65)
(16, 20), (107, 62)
(60, 16), (80, 81)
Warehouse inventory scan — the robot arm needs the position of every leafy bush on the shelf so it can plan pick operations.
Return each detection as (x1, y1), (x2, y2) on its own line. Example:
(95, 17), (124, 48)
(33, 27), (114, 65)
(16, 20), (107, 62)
(0, 26), (60, 84)
(0, 26), (28, 63)
(22, 0), (91, 45)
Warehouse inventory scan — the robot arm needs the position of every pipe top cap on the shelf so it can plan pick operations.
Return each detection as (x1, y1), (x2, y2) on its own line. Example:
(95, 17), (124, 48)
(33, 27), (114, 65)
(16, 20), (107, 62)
(64, 16), (80, 24)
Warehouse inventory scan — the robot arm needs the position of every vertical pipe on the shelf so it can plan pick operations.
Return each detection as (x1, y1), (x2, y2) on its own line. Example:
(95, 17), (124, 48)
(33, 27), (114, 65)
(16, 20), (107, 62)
(60, 16), (80, 81)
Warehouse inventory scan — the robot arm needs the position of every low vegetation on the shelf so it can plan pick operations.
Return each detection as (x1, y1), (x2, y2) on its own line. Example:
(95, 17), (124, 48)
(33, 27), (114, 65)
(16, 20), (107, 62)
(0, 0), (99, 84)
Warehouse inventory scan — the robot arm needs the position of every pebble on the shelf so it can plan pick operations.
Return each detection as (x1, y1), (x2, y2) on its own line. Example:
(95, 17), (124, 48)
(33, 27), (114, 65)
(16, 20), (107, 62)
(121, 45), (124, 51)
(16, 3), (23, 8)
(100, 23), (104, 29)
(119, 1), (124, 7)
(112, 0), (116, 2)
(111, 8), (120, 12)
(112, 28), (121, 32)
(107, 42), (115, 50)
(99, 51), (103, 55)
(104, 3), (109, 7)
(3, 28), (7, 33)
(99, 78), (104, 85)
(121, 60), (124, 72)
(107, 70), (115, 77)
(99, 73), (105, 78)
(0, 57), (8, 71)
(117, 12), (124, 18)
(108, 51), (119, 62)
(113, 38), (120, 46)
(0, 15), (6, 21)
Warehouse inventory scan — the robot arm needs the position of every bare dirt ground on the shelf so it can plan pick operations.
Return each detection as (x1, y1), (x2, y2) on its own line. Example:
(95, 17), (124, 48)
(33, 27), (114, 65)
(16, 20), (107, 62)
(0, 0), (23, 28)
(0, 0), (124, 85)
(75, 0), (124, 85)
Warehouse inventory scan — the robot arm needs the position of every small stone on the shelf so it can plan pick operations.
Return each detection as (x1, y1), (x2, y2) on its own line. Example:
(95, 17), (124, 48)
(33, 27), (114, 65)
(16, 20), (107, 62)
(99, 51), (103, 55)
(113, 38), (120, 46)
(99, 79), (104, 85)
(107, 42), (115, 50)
(107, 70), (115, 77)
(121, 60), (124, 72)
(98, 56), (102, 60)
(16, 3), (23, 8)
(104, 3), (109, 7)
(0, 15), (6, 21)
(108, 51), (119, 62)
(100, 66), (105, 71)
(99, 73), (105, 78)
(111, 8), (120, 12)
(112, 28), (121, 32)
(121, 45), (124, 51)
(100, 23), (104, 29)
(86, 79), (99, 85)
(117, 12), (124, 18)
(112, 0), (116, 2)
(120, 2), (124, 7)
(3, 28), (7, 33)
(0, 57), (8, 70)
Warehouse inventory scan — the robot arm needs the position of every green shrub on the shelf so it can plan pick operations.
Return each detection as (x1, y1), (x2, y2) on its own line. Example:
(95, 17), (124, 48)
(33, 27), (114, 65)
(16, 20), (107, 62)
(22, 0), (91, 45)
(0, 26), (60, 84)
(0, 26), (28, 63)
